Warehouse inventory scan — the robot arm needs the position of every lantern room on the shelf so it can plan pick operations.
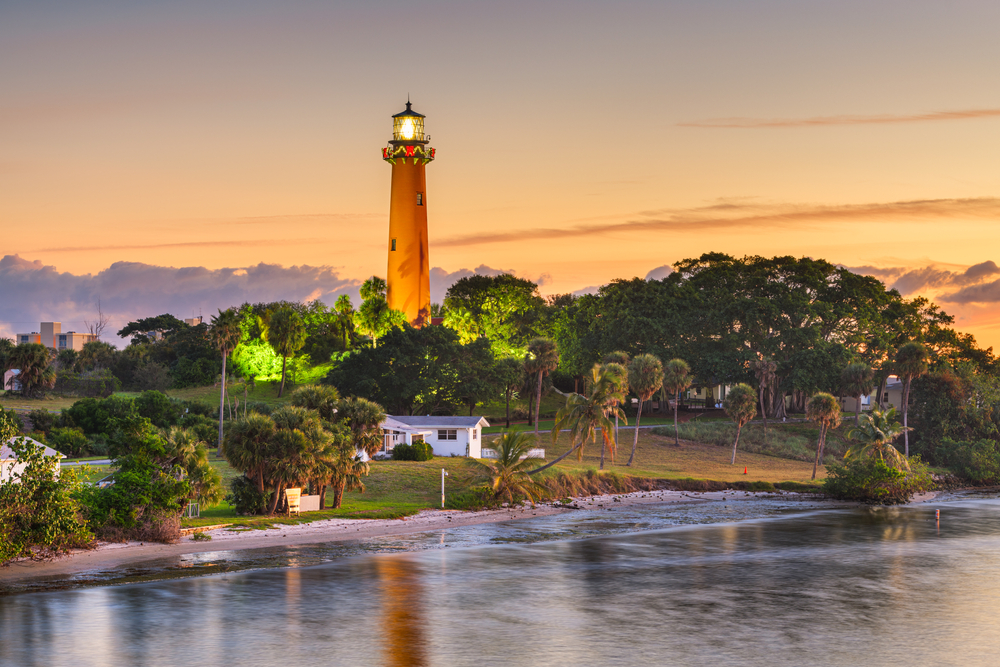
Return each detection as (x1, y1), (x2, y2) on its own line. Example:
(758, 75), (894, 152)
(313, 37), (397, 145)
(391, 101), (428, 143)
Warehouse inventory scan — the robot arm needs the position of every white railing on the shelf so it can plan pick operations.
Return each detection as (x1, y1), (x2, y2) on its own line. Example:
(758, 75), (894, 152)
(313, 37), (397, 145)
(480, 448), (545, 460)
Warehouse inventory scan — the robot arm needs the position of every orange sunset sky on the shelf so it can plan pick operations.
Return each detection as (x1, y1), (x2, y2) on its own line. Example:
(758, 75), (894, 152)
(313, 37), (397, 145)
(2, 1), (999, 349)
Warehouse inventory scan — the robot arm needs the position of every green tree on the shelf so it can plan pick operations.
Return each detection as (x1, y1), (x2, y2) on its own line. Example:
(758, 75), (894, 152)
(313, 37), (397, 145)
(444, 273), (544, 357)
(355, 276), (406, 346)
(845, 405), (910, 470)
(723, 383), (757, 464)
(223, 412), (276, 501)
(626, 353), (664, 467)
(210, 308), (243, 456)
(599, 361), (628, 465)
(474, 431), (545, 505)
(895, 342), (929, 456)
(494, 357), (524, 428)
(265, 307), (307, 397)
(603, 351), (630, 448)
(334, 294), (356, 351)
(532, 364), (626, 473)
(841, 362), (875, 426)
(117, 314), (188, 346)
(5, 343), (55, 397)
(337, 396), (388, 458)
(525, 337), (559, 438)
(751, 358), (777, 442)
(290, 384), (341, 422)
(806, 392), (842, 480)
(662, 358), (692, 446)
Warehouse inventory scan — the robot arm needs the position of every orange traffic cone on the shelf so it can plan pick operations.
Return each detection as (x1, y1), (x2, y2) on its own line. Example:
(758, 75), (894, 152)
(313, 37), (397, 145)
(743, 466), (748, 475)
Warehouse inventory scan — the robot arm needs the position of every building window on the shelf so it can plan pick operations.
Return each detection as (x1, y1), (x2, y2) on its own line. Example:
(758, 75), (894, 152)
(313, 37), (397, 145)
(391, 238), (396, 251)
(438, 429), (457, 441)
(417, 192), (423, 206)
(472, 429), (478, 441)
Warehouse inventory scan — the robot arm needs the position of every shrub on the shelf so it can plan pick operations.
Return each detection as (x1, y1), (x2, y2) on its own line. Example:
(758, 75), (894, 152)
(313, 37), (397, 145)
(226, 475), (268, 515)
(1, 408), (24, 433)
(445, 485), (500, 510)
(391, 442), (434, 461)
(27, 409), (56, 434)
(54, 369), (121, 398)
(823, 456), (933, 504)
(134, 390), (185, 428)
(935, 438), (1000, 486)
(0, 428), (95, 564)
(47, 427), (90, 458)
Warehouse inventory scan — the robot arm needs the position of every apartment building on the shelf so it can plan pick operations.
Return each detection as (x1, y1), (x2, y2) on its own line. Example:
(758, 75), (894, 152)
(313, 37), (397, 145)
(15, 322), (97, 351)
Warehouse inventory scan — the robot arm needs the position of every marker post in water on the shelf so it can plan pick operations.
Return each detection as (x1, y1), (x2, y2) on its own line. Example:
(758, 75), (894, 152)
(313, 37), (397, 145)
(442, 468), (449, 509)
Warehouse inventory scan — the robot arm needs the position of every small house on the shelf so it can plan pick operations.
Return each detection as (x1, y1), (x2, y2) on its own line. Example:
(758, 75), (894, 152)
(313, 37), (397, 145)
(1, 437), (63, 483)
(381, 416), (490, 458)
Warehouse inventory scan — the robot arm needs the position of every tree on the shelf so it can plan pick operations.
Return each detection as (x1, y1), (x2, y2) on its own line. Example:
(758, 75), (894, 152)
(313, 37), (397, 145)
(265, 307), (307, 397)
(626, 354), (664, 466)
(337, 396), (388, 458)
(895, 342), (929, 456)
(525, 338), (559, 438)
(662, 358), (692, 446)
(223, 411), (276, 500)
(751, 358), (777, 442)
(444, 273), (544, 357)
(324, 427), (370, 509)
(210, 308), (243, 456)
(473, 431), (545, 505)
(806, 392), (842, 480)
(603, 351), (630, 448)
(290, 384), (341, 422)
(531, 364), (626, 474)
(599, 361), (628, 464)
(494, 357), (524, 428)
(355, 276), (406, 346)
(85, 297), (111, 340)
(840, 362), (874, 426)
(846, 405), (910, 470)
(333, 294), (356, 351)
(117, 313), (188, 346)
(723, 383), (757, 464)
(5, 343), (55, 397)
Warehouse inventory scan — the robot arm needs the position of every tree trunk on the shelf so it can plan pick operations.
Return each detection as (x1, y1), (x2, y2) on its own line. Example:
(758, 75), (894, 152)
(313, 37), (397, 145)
(534, 371), (544, 438)
(672, 391), (681, 445)
(266, 484), (283, 515)
(217, 352), (227, 457)
(599, 435), (606, 470)
(731, 423), (742, 464)
(505, 390), (511, 428)
(278, 355), (288, 397)
(318, 484), (327, 509)
(627, 399), (643, 466)
(812, 425), (826, 480)
(528, 440), (583, 475)
(759, 385), (768, 444)
(854, 393), (861, 425)
(256, 469), (265, 495)
(903, 379), (910, 456)
(333, 481), (346, 508)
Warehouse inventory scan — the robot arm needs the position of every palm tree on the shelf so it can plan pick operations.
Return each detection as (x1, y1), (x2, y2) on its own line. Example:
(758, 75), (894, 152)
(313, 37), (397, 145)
(265, 307), (307, 398)
(662, 358), (692, 446)
(494, 357), (523, 428)
(525, 337), (559, 438)
(599, 361), (628, 464)
(529, 364), (625, 474)
(723, 383), (757, 464)
(337, 396), (388, 458)
(165, 427), (224, 505)
(806, 392), (842, 480)
(841, 361), (875, 426)
(626, 354), (663, 467)
(325, 432), (370, 508)
(751, 358), (777, 443)
(223, 412), (277, 501)
(5, 343), (55, 397)
(210, 308), (243, 457)
(846, 405), (910, 470)
(290, 384), (341, 422)
(895, 342), (928, 456)
(602, 351), (629, 448)
(473, 431), (545, 505)
(354, 276), (405, 346)
(333, 294), (355, 350)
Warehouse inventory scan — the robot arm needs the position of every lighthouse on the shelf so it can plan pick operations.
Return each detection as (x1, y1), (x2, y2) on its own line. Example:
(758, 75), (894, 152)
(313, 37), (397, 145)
(382, 100), (435, 327)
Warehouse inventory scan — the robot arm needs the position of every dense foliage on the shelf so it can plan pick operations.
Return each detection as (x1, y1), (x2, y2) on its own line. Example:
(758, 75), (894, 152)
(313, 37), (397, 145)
(823, 457), (933, 505)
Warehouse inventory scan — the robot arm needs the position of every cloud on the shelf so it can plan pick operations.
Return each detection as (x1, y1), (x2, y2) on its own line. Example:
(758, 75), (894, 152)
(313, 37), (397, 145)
(645, 265), (673, 281)
(846, 260), (1000, 297)
(438, 197), (1000, 248)
(940, 279), (1000, 304)
(27, 239), (322, 253)
(0, 255), (358, 346)
(679, 108), (1000, 129)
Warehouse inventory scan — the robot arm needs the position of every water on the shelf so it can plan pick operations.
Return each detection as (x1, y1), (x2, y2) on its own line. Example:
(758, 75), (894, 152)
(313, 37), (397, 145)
(2, 495), (1000, 666)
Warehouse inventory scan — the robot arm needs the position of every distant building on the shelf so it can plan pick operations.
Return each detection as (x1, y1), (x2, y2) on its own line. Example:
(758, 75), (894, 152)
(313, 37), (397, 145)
(15, 322), (96, 351)
(1, 437), (63, 483)
(185, 316), (203, 326)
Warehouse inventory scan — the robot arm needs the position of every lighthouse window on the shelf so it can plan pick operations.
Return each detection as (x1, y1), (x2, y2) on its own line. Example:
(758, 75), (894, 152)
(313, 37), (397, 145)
(391, 238), (397, 251)
(417, 192), (424, 206)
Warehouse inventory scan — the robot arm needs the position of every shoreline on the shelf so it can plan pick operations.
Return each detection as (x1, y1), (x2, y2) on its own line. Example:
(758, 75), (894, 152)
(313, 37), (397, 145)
(0, 489), (933, 586)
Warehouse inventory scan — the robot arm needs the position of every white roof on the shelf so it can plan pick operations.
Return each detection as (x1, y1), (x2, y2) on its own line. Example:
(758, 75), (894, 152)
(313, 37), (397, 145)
(386, 415), (490, 429)
(1, 437), (63, 460)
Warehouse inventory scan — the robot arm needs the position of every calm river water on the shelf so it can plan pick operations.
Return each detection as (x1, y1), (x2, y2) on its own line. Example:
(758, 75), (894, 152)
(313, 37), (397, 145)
(2, 495), (1000, 666)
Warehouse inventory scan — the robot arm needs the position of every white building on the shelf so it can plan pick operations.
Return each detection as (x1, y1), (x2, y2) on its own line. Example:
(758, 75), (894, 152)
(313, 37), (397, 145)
(380, 416), (490, 458)
(1, 437), (63, 483)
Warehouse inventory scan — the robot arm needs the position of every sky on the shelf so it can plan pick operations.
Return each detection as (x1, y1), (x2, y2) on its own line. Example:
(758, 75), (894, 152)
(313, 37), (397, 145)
(2, 0), (999, 349)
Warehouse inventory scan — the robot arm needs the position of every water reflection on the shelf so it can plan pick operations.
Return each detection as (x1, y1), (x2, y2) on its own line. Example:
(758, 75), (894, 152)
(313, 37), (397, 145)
(3, 499), (1000, 665)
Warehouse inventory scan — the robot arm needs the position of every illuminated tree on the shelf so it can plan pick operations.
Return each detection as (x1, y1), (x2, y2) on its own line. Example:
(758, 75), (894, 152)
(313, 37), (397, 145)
(525, 337), (559, 438)
(265, 307), (307, 397)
